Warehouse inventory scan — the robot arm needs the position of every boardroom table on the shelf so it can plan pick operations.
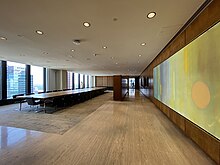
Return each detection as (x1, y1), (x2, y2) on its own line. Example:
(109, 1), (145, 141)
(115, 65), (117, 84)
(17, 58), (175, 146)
(16, 87), (107, 113)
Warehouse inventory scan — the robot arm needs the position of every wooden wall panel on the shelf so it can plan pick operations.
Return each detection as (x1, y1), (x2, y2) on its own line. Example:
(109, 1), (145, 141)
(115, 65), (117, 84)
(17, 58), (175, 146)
(103, 77), (108, 86)
(185, 120), (219, 163)
(96, 76), (103, 87)
(107, 76), (113, 87)
(96, 76), (113, 87)
(186, 0), (220, 44)
(140, 0), (220, 164)
(169, 110), (185, 132)
(113, 75), (122, 101)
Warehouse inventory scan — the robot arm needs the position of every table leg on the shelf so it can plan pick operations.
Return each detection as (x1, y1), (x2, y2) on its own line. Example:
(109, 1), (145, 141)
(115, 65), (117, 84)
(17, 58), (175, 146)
(19, 101), (22, 111)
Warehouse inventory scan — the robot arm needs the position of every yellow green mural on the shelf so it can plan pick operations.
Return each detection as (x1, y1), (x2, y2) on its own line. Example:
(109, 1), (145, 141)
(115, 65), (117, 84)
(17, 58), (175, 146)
(153, 22), (220, 139)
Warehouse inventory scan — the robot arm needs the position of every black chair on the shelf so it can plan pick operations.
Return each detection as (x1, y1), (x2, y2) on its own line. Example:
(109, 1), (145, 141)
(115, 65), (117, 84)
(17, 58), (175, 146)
(44, 97), (63, 113)
(63, 88), (71, 91)
(46, 91), (52, 93)
(26, 97), (43, 111)
(26, 93), (35, 95)
(13, 94), (26, 111)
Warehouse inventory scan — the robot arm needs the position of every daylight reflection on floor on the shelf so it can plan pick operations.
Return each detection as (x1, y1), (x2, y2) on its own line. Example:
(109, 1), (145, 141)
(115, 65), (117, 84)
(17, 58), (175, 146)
(0, 126), (42, 149)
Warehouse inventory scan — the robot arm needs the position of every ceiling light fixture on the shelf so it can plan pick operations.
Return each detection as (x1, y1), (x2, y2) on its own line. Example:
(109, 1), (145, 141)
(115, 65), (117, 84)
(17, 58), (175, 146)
(0, 36), (7, 40)
(71, 49), (75, 52)
(139, 54), (142, 57)
(115, 62), (118, 65)
(103, 46), (107, 49)
(73, 39), (81, 45)
(36, 30), (44, 35)
(147, 12), (156, 19)
(141, 43), (146, 46)
(83, 22), (91, 27)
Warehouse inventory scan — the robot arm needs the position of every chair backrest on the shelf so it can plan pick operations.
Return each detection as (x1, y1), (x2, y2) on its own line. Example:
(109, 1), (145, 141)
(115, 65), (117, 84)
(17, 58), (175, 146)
(46, 91), (52, 93)
(26, 98), (35, 105)
(26, 93), (34, 95)
(12, 94), (24, 99)
(63, 89), (71, 91)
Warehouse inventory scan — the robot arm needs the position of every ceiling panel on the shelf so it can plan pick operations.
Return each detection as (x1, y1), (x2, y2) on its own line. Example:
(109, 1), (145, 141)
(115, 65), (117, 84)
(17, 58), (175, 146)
(0, 0), (205, 75)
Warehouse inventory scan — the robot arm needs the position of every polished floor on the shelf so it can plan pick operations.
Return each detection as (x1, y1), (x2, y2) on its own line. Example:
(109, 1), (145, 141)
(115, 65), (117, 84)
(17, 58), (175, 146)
(0, 90), (215, 165)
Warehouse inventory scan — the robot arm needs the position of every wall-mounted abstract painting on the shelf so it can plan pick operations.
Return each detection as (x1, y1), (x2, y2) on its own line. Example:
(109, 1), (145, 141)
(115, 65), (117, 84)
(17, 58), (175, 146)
(153, 22), (220, 139)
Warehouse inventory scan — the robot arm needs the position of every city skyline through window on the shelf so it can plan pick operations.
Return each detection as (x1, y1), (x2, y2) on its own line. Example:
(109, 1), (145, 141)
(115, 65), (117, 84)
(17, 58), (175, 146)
(7, 61), (26, 98)
(31, 65), (43, 93)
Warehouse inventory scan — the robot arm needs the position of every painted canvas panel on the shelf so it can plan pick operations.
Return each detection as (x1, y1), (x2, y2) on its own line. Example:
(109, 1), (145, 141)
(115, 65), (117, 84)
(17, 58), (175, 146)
(153, 22), (220, 139)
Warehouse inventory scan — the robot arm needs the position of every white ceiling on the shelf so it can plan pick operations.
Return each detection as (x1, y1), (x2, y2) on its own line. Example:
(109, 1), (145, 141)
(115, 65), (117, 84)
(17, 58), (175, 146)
(0, 0), (205, 76)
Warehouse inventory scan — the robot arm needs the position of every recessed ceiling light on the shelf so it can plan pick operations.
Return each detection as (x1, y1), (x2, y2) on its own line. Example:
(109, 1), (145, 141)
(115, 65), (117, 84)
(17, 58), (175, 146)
(73, 39), (81, 45)
(71, 49), (75, 52)
(83, 22), (91, 27)
(103, 46), (107, 49)
(141, 43), (146, 46)
(111, 57), (114, 59)
(0, 36), (7, 40)
(115, 62), (118, 65)
(147, 12), (156, 19)
(68, 55), (74, 58)
(93, 54), (97, 56)
(139, 54), (142, 57)
(36, 30), (44, 35)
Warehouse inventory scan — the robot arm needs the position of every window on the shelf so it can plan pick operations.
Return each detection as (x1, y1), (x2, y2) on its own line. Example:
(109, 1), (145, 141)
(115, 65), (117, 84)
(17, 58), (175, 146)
(74, 73), (79, 89)
(85, 75), (88, 88)
(31, 65), (44, 93)
(7, 61), (26, 98)
(93, 76), (96, 87)
(67, 71), (73, 89)
(0, 61), (2, 100)
(80, 74), (84, 88)
(89, 76), (94, 88)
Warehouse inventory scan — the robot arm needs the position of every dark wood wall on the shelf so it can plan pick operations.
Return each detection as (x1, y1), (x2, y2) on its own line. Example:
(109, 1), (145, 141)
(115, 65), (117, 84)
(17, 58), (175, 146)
(140, 0), (220, 164)
(113, 75), (128, 101)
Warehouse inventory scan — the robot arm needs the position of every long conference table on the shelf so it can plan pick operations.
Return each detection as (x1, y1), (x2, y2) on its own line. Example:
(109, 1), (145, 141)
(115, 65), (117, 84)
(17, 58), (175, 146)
(17, 87), (107, 113)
